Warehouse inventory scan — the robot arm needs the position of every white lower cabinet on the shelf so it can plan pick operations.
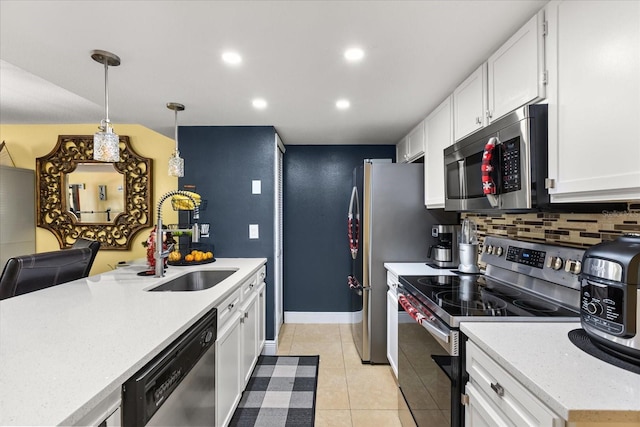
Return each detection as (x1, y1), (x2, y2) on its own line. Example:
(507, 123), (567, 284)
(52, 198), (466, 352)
(464, 341), (563, 427)
(257, 281), (266, 353)
(240, 289), (259, 387)
(215, 265), (267, 427)
(216, 289), (242, 427)
(386, 271), (399, 379)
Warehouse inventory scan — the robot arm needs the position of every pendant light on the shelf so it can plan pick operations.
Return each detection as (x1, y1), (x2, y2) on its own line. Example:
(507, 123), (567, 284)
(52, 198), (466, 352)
(167, 102), (185, 177)
(91, 50), (121, 162)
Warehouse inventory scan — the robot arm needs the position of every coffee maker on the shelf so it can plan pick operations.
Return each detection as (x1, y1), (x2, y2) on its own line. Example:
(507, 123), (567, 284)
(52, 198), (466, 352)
(427, 225), (461, 268)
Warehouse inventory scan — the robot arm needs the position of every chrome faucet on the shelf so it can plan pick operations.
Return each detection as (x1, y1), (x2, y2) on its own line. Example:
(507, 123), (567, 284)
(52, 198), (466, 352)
(155, 190), (200, 277)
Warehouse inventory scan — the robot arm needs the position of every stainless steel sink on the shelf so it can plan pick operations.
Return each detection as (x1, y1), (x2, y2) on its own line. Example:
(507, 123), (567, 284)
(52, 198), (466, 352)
(148, 270), (236, 292)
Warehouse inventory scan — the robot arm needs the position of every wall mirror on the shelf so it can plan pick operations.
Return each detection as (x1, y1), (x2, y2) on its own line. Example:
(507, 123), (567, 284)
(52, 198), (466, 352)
(36, 135), (153, 250)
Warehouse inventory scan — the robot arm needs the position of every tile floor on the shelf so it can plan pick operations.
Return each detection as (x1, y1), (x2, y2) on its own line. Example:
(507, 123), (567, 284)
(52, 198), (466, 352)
(276, 323), (416, 427)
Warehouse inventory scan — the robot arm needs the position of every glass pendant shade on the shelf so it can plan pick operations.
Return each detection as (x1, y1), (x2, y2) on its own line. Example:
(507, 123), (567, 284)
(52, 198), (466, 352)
(94, 128), (120, 162)
(91, 50), (121, 162)
(168, 151), (184, 177)
(167, 102), (185, 177)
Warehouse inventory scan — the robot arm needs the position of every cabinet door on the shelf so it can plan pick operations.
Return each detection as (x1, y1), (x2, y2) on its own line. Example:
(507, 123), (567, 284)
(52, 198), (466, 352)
(257, 282), (266, 353)
(546, 0), (640, 202)
(425, 95), (453, 208)
(407, 120), (426, 161)
(466, 341), (563, 427)
(397, 136), (409, 163)
(487, 10), (545, 123)
(453, 63), (487, 141)
(216, 312), (242, 427)
(386, 288), (398, 378)
(465, 383), (511, 427)
(240, 291), (259, 387)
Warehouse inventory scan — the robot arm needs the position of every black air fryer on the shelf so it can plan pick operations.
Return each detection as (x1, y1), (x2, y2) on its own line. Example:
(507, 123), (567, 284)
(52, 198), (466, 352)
(580, 234), (640, 365)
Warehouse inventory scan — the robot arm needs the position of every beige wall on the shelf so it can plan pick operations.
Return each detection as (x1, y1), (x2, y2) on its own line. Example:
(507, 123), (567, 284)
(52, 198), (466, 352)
(0, 124), (179, 274)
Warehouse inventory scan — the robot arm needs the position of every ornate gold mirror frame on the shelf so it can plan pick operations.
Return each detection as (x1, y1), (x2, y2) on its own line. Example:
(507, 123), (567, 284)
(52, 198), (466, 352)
(36, 135), (153, 250)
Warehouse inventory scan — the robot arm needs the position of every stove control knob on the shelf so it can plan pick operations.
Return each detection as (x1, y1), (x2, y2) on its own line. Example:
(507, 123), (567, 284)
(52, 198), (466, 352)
(586, 301), (603, 315)
(486, 245), (494, 255)
(546, 256), (564, 270)
(565, 259), (582, 275)
(495, 246), (504, 257)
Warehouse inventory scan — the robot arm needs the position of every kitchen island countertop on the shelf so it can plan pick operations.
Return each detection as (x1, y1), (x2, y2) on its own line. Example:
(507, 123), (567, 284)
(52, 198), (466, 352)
(0, 257), (266, 426)
(461, 322), (640, 424)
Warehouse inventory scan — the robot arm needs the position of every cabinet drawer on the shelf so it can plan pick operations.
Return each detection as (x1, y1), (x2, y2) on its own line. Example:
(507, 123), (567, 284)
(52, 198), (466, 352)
(466, 341), (562, 427)
(240, 275), (258, 301)
(257, 265), (266, 284)
(217, 288), (241, 329)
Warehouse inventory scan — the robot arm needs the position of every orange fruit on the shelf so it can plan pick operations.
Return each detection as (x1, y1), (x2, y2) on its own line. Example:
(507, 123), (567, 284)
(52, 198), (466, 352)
(194, 253), (203, 262)
(206, 251), (213, 259)
(185, 254), (194, 262)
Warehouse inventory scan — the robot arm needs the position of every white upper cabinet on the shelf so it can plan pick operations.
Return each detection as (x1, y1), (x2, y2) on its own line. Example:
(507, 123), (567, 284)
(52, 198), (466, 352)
(425, 95), (453, 208)
(545, 0), (640, 202)
(397, 121), (425, 163)
(396, 136), (409, 163)
(487, 10), (546, 124)
(406, 120), (426, 161)
(454, 9), (546, 142)
(453, 63), (487, 141)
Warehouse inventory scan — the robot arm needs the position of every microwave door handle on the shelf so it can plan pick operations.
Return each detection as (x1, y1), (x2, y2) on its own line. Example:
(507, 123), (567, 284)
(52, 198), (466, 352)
(482, 137), (500, 208)
(458, 159), (466, 198)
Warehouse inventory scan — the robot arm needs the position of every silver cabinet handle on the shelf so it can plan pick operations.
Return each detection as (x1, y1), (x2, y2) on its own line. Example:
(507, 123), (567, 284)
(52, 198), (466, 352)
(228, 303), (235, 310)
(244, 312), (249, 319)
(490, 382), (504, 396)
(249, 283), (255, 289)
(486, 110), (493, 119)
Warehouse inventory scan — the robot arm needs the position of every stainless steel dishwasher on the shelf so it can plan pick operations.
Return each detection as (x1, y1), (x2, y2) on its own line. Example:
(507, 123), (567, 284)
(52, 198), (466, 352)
(122, 308), (216, 426)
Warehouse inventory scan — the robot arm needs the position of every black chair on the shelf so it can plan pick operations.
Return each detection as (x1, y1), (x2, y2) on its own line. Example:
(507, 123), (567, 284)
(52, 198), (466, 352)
(0, 248), (93, 301)
(71, 237), (101, 277)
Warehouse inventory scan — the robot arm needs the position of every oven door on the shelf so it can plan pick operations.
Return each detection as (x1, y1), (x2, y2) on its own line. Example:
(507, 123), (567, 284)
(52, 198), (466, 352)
(397, 287), (463, 427)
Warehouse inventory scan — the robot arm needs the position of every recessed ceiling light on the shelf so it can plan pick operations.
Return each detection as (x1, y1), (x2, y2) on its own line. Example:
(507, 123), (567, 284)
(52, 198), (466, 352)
(252, 98), (267, 109)
(344, 47), (365, 62)
(222, 51), (242, 65)
(336, 99), (350, 110)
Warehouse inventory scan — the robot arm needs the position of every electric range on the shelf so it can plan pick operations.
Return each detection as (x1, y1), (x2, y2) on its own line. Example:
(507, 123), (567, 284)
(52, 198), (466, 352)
(396, 236), (584, 427)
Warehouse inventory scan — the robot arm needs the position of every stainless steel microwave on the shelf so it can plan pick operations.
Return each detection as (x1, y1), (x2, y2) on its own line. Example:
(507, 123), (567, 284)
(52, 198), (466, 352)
(444, 104), (548, 212)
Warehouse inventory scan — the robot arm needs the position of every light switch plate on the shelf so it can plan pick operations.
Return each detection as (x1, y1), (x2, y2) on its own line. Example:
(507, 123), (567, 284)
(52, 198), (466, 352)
(249, 224), (259, 239)
(252, 180), (261, 194)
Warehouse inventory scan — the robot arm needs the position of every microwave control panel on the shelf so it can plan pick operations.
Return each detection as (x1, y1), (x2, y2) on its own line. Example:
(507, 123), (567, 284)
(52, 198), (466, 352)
(501, 137), (521, 193)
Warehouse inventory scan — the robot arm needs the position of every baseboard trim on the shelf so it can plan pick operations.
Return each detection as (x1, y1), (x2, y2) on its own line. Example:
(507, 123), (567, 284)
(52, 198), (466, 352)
(284, 311), (355, 324)
(262, 340), (277, 356)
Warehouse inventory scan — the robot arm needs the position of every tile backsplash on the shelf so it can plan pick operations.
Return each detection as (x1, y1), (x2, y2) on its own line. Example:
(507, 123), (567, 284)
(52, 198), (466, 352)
(462, 202), (640, 249)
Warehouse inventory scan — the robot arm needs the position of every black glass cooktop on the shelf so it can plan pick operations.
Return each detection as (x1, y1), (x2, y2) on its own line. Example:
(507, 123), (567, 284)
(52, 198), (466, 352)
(399, 274), (579, 323)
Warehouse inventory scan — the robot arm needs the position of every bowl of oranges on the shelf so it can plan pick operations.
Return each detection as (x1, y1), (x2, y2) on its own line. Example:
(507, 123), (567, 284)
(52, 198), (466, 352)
(167, 246), (215, 266)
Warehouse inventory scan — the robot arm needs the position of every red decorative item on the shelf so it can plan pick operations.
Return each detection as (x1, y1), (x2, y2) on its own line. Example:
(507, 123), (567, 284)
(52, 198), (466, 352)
(482, 138), (497, 195)
(145, 226), (167, 273)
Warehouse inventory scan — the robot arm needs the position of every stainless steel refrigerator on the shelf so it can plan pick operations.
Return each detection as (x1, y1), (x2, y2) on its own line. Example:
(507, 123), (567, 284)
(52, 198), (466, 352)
(348, 160), (457, 364)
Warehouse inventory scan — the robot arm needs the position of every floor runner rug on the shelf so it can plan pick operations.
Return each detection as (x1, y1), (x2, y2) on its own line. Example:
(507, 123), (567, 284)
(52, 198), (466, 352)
(229, 355), (319, 427)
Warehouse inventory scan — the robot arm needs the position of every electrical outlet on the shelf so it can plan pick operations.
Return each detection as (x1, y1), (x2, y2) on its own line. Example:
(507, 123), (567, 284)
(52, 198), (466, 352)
(252, 180), (261, 194)
(249, 224), (259, 239)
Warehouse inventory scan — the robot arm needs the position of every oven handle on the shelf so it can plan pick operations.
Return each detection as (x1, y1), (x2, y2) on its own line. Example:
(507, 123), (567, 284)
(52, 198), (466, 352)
(397, 293), (450, 344)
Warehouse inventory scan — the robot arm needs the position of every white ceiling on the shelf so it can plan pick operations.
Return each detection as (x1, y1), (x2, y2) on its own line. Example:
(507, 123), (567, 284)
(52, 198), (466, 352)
(0, 0), (547, 145)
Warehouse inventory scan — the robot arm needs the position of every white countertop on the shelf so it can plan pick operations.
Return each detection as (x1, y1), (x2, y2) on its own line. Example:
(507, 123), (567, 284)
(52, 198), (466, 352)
(461, 322), (640, 423)
(0, 258), (266, 426)
(384, 262), (459, 277)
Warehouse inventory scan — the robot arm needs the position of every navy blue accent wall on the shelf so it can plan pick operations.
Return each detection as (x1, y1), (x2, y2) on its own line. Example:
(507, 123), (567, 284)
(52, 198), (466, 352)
(283, 145), (396, 312)
(179, 126), (276, 339)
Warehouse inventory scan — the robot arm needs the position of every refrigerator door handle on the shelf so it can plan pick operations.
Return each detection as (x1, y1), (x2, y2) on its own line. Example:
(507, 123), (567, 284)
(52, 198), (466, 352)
(348, 186), (360, 259)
